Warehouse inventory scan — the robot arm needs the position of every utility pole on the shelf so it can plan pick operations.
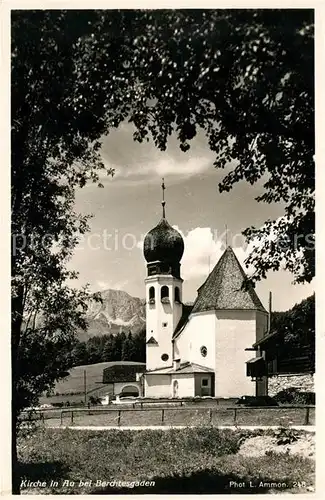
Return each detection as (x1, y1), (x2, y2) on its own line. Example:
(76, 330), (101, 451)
(268, 291), (272, 333)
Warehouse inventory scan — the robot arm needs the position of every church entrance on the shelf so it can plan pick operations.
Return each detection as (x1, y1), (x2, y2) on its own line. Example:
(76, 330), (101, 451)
(194, 374), (214, 397)
(200, 377), (211, 396)
(173, 380), (179, 398)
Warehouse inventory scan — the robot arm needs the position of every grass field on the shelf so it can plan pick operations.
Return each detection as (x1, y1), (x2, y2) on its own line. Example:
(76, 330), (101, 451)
(18, 427), (315, 494)
(30, 405), (315, 428)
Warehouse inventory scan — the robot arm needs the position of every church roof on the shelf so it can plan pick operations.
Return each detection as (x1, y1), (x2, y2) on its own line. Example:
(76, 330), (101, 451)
(173, 304), (193, 338)
(145, 361), (214, 375)
(191, 246), (266, 314)
(143, 217), (184, 263)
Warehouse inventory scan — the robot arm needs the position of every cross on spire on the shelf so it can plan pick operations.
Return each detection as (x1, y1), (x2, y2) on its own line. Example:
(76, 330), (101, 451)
(161, 178), (166, 218)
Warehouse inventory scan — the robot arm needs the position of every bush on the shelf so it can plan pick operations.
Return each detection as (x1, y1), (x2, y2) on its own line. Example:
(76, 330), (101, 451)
(273, 426), (300, 445)
(88, 395), (101, 405)
(274, 387), (315, 405)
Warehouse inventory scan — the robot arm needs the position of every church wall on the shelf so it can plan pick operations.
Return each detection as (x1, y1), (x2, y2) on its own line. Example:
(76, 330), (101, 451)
(174, 311), (217, 369)
(173, 331), (187, 361)
(214, 310), (257, 398)
(146, 344), (163, 372)
(171, 373), (195, 397)
(144, 374), (172, 398)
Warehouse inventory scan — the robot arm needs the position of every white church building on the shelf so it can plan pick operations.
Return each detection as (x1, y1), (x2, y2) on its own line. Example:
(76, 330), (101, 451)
(141, 184), (269, 399)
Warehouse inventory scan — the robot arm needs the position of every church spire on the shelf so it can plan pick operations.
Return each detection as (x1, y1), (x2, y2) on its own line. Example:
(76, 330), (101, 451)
(161, 178), (166, 218)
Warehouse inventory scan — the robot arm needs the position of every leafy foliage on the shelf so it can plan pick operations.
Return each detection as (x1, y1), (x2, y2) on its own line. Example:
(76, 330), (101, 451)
(273, 426), (300, 445)
(270, 294), (315, 368)
(274, 388), (315, 405)
(71, 329), (146, 366)
(271, 294), (314, 344)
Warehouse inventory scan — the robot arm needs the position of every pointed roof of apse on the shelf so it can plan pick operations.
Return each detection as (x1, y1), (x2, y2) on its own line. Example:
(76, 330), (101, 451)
(190, 246), (267, 314)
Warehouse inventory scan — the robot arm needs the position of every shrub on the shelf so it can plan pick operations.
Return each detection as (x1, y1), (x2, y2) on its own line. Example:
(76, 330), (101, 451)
(88, 395), (101, 405)
(274, 387), (315, 405)
(273, 426), (300, 445)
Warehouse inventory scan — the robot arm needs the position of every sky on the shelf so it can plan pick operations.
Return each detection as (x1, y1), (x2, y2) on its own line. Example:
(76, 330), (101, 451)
(70, 121), (314, 312)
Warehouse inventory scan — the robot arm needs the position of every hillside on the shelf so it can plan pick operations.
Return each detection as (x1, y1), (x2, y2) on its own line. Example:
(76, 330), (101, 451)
(78, 289), (146, 341)
(40, 360), (146, 404)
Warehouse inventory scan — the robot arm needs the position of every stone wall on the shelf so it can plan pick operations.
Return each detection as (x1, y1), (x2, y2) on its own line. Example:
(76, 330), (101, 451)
(268, 373), (314, 396)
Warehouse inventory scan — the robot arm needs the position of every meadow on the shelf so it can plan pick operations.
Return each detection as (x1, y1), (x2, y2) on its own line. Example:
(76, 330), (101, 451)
(18, 427), (315, 495)
(25, 403), (315, 428)
(38, 361), (146, 405)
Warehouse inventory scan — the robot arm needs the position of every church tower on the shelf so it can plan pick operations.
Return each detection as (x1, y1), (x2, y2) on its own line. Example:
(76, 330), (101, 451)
(143, 179), (184, 370)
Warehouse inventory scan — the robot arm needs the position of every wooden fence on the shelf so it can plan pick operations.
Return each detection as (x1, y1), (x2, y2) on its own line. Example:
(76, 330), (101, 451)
(20, 404), (315, 427)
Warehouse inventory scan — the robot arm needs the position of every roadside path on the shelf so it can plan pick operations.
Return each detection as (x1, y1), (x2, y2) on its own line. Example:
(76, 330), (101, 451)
(47, 424), (315, 431)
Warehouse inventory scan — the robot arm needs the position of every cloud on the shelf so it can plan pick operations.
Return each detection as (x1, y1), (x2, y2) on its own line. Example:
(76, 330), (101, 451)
(115, 155), (212, 180)
(176, 227), (221, 280)
(176, 225), (259, 280)
(96, 279), (129, 291)
(98, 123), (216, 185)
(98, 155), (213, 187)
(96, 280), (110, 290)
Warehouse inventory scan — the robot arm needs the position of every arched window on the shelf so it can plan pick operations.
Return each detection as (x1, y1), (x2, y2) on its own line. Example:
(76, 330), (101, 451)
(149, 286), (155, 301)
(161, 285), (169, 301)
(175, 287), (181, 303)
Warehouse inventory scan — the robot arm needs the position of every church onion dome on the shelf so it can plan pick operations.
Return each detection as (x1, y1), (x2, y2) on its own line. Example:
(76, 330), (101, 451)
(143, 217), (184, 263)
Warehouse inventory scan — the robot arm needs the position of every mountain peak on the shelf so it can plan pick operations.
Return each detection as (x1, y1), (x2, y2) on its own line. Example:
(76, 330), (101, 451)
(78, 289), (146, 342)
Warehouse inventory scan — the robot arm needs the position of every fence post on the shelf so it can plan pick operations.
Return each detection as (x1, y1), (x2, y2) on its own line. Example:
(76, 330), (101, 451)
(161, 409), (165, 424)
(60, 411), (63, 426)
(71, 411), (74, 424)
(304, 407), (310, 425)
(233, 408), (237, 425)
(209, 409), (212, 424)
(118, 410), (121, 426)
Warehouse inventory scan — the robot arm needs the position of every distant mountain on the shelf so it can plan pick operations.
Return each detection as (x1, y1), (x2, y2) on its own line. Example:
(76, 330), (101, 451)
(78, 289), (146, 342)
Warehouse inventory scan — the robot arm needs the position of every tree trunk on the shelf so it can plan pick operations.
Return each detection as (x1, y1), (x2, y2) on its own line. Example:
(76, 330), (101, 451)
(11, 402), (20, 495)
(11, 285), (24, 495)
